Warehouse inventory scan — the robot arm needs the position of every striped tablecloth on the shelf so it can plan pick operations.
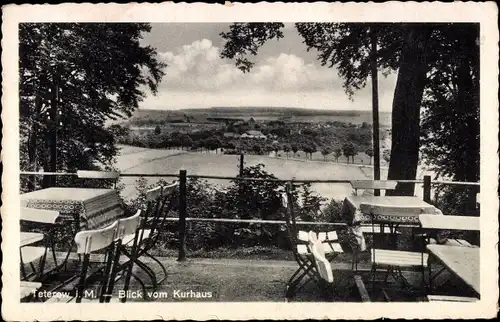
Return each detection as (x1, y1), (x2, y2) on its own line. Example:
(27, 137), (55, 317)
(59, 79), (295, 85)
(21, 188), (124, 230)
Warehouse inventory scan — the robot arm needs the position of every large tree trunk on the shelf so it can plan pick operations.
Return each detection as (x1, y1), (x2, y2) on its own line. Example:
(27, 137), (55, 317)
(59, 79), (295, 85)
(457, 30), (480, 213)
(387, 26), (433, 196)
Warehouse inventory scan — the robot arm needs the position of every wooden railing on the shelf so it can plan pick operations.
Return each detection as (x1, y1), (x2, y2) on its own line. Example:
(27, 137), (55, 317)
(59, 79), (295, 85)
(20, 170), (480, 261)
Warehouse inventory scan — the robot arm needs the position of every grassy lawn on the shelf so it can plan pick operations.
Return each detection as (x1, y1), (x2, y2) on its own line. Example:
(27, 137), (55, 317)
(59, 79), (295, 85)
(115, 144), (432, 201)
(115, 144), (378, 201)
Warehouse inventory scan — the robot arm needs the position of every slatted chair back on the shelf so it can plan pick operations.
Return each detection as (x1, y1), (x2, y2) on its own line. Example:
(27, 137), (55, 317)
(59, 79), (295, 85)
(281, 184), (312, 268)
(139, 182), (179, 249)
(136, 186), (164, 242)
(155, 182), (179, 236)
(350, 180), (398, 196)
(76, 170), (120, 188)
(20, 207), (60, 224)
(281, 186), (300, 254)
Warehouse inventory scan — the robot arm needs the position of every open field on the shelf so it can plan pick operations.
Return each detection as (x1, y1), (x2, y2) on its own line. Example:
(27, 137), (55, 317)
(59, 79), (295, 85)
(116, 144), (391, 201)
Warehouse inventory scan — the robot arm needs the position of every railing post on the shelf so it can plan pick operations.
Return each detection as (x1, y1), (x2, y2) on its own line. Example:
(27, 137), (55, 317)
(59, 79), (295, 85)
(177, 169), (187, 261)
(423, 175), (431, 203)
(239, 153), (244, 177)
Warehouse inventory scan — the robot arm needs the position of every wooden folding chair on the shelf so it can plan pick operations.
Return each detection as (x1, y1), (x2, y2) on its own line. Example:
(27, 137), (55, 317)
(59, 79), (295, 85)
(45, 221), (120, 303)
(118, 182), (179, 291)
(20, 208), (60, 280)
(281, 184), (343, 301)
(108, 209), (145, 303)
(360, 203), (429, 298)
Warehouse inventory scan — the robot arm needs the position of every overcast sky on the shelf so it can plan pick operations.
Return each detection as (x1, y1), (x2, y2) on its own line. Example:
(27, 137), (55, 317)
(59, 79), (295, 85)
(139, 23), (397, 111)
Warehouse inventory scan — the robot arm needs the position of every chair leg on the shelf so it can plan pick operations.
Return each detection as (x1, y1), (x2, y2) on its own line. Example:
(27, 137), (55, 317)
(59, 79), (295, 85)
(144, 251), (168, 285)
(133, 257), (158, 289)
(383, 267), (391, 284)
(371, 265), (377, 295)
(286, 265), (312, 300)
(37, 248), (48, 279)
(130, 272), (147, 301)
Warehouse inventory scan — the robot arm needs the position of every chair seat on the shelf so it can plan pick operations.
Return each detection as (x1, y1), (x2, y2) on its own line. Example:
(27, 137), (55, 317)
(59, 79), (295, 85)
(298, 230), (338, 242)
(20, 246), (46, 264)
(20, 281), (42, 299)
(371, 249), (428, 268)
(297, 242), (343, 255)
(122, 229), (151, 245)
(20, 232), (45, 247)
(427, 295), (478, 302)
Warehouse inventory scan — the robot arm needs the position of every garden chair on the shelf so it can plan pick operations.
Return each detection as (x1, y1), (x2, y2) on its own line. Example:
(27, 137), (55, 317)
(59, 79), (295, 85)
(106, 209), (146, 303)
(76, 170), (120, 188)
(46, 220), (121, 303)
(359, 203), (429, 297)
(281, 186), (343, 301)
(20, 208), (60, 280)
(350, 180), (398, 196)
(118, 182), (179, 291)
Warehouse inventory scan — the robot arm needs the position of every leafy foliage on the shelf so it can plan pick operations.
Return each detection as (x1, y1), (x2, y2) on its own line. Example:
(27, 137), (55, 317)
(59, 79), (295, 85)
(219, 23), (285, 73)
(20, 23), (165, 189)
(128, 164), (341, 251)
(220, 22), (479, 198)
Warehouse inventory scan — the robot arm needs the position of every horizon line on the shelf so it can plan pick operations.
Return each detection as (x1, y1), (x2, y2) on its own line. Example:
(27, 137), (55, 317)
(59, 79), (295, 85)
(138, 106), (393, 112)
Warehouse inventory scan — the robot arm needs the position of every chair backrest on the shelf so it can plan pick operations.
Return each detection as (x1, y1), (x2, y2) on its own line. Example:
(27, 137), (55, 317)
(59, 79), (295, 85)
(117, 210), (142, 239)
(162, 182), (179, 198)
(152, 182), (180, 241)
(308, 234), (334, 283)
(74, 220), (119, 254)
(351, 180), (398, 196)
(281, 188), (299, 245)
(145, 186), (163, 202)
(76, 170), (120, 179)
(20, 207), (60, 224)
(139, 183), (179, 245)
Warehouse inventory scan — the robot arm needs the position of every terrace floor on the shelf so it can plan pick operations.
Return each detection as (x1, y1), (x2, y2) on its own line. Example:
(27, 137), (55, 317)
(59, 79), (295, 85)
(31, 253), (476, 303)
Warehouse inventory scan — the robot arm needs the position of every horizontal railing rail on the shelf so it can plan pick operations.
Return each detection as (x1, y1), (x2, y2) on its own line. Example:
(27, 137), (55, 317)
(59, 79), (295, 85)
(20, 169), (480, 261)
(19, 170), (480, 186)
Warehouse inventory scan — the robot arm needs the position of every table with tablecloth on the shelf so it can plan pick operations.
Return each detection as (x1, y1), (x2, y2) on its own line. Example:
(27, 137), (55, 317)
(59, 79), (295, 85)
(341, 195), (443, 251)
(21, 188), (124, 230)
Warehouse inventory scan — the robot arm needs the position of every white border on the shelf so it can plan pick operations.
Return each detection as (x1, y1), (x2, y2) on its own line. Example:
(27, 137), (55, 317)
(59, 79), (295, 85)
(2, 2), (498, 320)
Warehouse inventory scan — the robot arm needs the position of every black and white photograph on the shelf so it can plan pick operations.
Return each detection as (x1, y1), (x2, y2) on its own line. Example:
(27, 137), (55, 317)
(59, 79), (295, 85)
(2, 2), (498, 321)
